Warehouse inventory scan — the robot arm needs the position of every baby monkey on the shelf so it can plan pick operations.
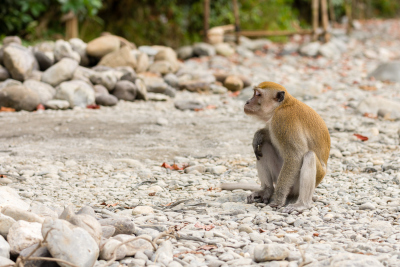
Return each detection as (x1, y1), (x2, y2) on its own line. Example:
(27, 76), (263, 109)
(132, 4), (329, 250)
(222, 82), (330, 213)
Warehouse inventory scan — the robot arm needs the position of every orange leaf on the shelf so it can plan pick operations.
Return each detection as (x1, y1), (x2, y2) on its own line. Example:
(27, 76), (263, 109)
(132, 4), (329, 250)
(363, 113), (377, 119)
(148, 192), (156, 196)
(0, 107), (15, 112)
(87, 104), (100, 109)
(171, 163), (183, 170)
(105, 202), (118, 207)
(197, 245), (217, 251)
(313, 233), (320, 237)
(194, 222), (215, 231)
(229, 91), (241, 97)
(206, 105), (217, 110)
(259, 229), (267, 233)
(161, 162), (172, 169)
(36, 104), (45, 110)
(359, 85), (377, 91)
(354, 133), (368, 141)
(0, 174), (6, 178)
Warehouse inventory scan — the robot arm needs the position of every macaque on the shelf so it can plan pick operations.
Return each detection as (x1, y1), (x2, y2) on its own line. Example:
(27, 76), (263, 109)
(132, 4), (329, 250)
(221, 82), (330, 213)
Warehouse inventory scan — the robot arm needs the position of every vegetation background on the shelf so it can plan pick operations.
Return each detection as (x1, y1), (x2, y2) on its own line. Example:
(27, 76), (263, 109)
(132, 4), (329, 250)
(1, 0), (399, 47)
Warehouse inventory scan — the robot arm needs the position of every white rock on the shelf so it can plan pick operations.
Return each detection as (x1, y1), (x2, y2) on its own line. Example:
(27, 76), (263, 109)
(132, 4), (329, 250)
(132, 206), (154, 215)
(113, 234), (154, 256)
(151, 240), (173, 266)
(253, 244), (289, 262)
(42, 218), (99, 267)
(1, 206), (44, 223)
(0, 235), (10, 258)
(0, 213), (16, 237)
(99, 238), (127, 261)
(7, 221), (43, 255)
(0, 187), (29, 210)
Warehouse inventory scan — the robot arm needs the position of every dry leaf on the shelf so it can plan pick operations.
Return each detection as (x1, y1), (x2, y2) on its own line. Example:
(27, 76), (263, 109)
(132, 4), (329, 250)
(194, 222), (215, 231)
(229, 91), (241, 97)
(0, 107), (16, 112)
(161, 162), (172, 169)
(363, 113), (377, 119)
(354, 133), (368, 141)
(161, 162), (184, 170)
(174, 223), (189, 231)
(148, 192), (156, 196)
(259, 229), (267, 233)
(36, 104), (45, 110)
(359, 85), (377, 91)
(171, 163), (183, 170)
(87, 104), (100, 109)
(313, 233), (320, 237)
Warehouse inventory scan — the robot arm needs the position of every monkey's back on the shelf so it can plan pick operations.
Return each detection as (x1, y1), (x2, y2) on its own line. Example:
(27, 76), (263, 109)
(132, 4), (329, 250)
(272, 95), (331, 166)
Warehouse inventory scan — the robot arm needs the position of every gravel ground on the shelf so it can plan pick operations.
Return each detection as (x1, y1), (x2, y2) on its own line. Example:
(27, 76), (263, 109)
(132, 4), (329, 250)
(1, 20), (400, 267)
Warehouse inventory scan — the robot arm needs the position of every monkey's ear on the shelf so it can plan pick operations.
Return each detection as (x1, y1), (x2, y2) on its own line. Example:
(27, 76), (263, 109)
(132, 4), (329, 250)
(276, 91), (285, 102)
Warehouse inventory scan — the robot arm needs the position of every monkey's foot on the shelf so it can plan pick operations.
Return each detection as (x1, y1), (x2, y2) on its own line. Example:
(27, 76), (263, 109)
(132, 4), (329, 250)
(268, 201), (283, 209)
(282, 203), (311, 214)
(247, 192), (261, 204)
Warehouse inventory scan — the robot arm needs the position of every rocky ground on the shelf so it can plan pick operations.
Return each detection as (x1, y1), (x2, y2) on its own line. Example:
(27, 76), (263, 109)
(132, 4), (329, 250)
(1, 20), (400, 267)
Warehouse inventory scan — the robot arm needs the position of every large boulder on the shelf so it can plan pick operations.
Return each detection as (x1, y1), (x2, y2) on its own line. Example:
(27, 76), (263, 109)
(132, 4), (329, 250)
(112, 80), (137, 101)
(369, 62), (400, 83)
(2, 36), (22, 46)
(54, 39), (80, 63)
(148, 61), (175, 75)
(90, 70), (118, 91)
(86, 36), (120, 58)
(177, 46), (194, 60)
(41, 58), (78, 87)
(42, 219), (99, 267)
(95, 94), (118, 106)
(69, 38), (89, 66)
(0, 65), (10, 81)
(0, 85), (40, 111)
(154, 47), (179, 71)
(193, 42), (216, 57)
(34, 51), (54, 71)
(23, 79), (55, 104)
(98, 46), (137, 70)
(55, 80), (95, 108)
(135, 52), (149, 73)
(3, 44), (36, 81)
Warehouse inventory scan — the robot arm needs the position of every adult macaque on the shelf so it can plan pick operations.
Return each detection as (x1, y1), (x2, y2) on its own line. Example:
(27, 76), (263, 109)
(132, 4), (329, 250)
(221, 82), (330, 213)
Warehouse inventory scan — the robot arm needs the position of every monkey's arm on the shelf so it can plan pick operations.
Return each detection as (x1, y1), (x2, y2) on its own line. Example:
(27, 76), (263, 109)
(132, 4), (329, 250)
(253, 128), (269, 160)
(219, 183), (261, 191)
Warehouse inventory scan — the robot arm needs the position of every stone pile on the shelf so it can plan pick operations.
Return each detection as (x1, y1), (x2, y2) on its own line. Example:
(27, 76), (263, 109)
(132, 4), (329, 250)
(0, 35), (249, 112)
(0, 187), (159, 267)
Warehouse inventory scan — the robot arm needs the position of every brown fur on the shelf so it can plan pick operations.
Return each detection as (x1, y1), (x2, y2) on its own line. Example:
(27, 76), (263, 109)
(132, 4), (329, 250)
(222, 81), (330, 212)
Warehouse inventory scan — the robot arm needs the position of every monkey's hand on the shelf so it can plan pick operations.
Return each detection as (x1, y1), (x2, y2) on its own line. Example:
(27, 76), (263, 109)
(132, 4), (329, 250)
(253, 129), (265, 160)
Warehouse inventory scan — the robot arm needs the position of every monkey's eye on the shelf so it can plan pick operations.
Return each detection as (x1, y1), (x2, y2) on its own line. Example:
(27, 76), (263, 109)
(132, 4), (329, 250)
(255, 90), (261, 96)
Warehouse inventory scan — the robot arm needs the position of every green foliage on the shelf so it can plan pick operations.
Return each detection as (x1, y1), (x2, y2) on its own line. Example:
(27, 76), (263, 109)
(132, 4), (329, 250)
(0, 0), (51, 35)
(1, 0), (399, 46)
(372, 0), (400, 17)
(58, 0), (102, 16)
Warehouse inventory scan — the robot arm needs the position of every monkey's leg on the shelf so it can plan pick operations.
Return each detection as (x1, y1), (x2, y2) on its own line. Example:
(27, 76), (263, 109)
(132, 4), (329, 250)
(247, 142), (281, 204)
(269, 158), (302, 208)
(282, 151), (322, 213)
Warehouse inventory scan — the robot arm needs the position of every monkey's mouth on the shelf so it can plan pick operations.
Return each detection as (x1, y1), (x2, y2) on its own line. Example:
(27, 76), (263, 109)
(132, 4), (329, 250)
(244, 105), (254, 115)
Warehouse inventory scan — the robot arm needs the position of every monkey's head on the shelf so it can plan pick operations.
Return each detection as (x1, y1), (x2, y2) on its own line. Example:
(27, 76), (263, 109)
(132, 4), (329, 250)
(244, 82), (286, 121)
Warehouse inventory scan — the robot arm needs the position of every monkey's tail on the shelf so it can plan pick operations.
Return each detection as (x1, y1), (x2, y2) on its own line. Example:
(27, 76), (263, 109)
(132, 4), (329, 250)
(219, 183), (260, 191)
